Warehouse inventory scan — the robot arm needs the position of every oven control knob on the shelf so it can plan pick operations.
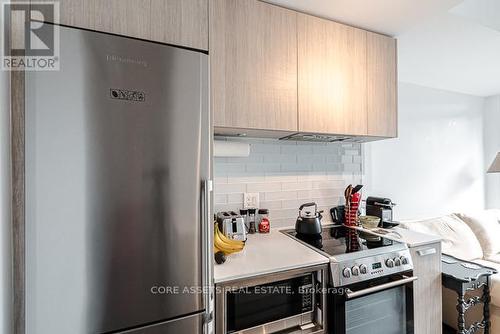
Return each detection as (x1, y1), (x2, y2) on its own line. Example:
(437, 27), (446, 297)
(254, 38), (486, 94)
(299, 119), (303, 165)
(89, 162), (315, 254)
(394, 257), (402, 266)
(385, 258), (395, 268)
(400, 256), (409, 265)
(351, 266), (360, 276)
(342, 267), (352, 278)
(359, 264), (368, 274)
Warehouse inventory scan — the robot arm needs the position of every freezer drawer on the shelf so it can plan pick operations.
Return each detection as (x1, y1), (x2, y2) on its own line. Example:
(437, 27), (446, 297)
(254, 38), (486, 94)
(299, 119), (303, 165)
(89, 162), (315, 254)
(122, 313), (204, 334)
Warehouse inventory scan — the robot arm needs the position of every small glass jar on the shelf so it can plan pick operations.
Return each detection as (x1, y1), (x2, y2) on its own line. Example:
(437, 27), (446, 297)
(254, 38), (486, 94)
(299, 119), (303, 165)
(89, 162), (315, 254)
(239, 209), (248, 231)
(247, 208), (257, 234)
(258, 209), (270, 233)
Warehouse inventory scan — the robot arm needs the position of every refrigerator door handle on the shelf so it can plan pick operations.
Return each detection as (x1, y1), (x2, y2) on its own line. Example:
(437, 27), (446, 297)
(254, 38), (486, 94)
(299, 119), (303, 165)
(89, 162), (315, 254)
(201, 179), (214, 332)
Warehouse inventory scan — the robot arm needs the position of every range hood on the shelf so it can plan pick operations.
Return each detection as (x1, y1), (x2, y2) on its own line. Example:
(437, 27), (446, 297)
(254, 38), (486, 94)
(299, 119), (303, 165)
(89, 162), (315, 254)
(213, 127), (385, 143)
(279, 133), (367, 143)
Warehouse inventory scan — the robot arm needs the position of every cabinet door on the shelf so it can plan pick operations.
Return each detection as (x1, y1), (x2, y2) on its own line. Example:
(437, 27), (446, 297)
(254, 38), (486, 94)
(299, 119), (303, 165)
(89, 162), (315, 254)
(367, 32), (397, 137)
(211, 0), (298, 131)
(94, 0), (151, 41)
(34, 0), (208, 50)
(297, 14), (367, 135)
(149, 0), (208, 50)
(410, 243), (442, 334)
(36, 0), (95, 29)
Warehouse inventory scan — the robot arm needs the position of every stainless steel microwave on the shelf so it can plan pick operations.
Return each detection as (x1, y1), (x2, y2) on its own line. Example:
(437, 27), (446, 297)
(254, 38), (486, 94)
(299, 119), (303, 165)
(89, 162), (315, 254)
(215, 265), (328, 334)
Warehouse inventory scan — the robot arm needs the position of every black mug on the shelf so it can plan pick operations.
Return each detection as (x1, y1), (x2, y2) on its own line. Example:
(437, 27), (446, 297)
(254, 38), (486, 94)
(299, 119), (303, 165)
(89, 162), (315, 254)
(330, 205), (345, 225)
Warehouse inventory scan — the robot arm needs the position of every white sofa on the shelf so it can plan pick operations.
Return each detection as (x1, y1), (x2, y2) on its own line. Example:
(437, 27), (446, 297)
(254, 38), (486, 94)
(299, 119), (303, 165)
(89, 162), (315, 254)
(399, 210), (500, 332)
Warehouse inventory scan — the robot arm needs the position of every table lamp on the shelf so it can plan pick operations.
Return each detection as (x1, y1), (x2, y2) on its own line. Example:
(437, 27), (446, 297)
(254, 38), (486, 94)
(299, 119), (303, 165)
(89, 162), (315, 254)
(488, 153), (500, 173)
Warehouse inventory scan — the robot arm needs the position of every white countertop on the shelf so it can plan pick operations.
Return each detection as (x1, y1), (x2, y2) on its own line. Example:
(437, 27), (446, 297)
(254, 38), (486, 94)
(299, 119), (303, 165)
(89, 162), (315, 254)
(357, 226), (442, 248)
(213, 229), (329, 284)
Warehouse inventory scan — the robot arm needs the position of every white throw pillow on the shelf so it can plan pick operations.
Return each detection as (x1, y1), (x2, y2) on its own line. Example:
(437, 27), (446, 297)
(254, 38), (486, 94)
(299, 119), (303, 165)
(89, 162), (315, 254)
(455, 211), (500, 258)
(400, 214), (483, 261)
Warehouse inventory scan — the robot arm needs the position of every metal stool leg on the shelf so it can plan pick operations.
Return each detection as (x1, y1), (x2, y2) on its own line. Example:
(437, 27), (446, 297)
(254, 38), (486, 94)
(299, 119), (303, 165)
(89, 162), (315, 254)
(483, 280), (491, 334)
(457, 290), (466, 334)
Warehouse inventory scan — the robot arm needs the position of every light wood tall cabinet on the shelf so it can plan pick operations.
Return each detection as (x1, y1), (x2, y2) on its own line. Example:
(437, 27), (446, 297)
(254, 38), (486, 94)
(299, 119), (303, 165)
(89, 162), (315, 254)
(34, 0), (208, 50)
(210, 0), (298, 132)
(367, 32), (397, 137)
(297, 14), (367, 136)
(410, 242), (443, 334)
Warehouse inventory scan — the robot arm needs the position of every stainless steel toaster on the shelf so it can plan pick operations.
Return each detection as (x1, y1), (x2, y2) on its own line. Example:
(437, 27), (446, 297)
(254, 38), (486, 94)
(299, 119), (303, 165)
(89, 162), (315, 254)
(216, 211), (247, 241)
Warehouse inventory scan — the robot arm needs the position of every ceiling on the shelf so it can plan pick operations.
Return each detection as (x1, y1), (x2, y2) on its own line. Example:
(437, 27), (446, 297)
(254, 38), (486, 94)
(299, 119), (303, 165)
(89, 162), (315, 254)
(266, 0), (500, 97)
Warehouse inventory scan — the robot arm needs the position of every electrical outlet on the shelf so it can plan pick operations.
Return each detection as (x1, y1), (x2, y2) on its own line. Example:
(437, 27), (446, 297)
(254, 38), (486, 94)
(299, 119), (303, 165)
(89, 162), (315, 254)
(243, 192), (260, 209)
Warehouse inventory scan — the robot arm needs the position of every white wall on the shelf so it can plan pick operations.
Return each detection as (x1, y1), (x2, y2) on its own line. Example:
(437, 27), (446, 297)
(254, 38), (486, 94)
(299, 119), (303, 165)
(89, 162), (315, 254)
(483, 95), (500, 209)
(364, 82), (485, 220)
(0, 64), (12, 332)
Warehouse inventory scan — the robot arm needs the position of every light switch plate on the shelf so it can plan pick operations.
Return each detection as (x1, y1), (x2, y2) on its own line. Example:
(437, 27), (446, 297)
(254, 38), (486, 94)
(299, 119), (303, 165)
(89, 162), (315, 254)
(243, 192), (260, 209)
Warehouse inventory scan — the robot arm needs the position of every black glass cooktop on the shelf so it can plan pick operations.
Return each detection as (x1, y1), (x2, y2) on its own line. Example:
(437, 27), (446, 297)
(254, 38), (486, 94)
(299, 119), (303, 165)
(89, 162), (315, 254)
(285, 225), (394, 256)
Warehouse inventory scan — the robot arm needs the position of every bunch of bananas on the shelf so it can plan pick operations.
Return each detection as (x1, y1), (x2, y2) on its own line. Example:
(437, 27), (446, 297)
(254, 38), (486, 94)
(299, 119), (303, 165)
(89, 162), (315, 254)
(214, 223), (245, 255)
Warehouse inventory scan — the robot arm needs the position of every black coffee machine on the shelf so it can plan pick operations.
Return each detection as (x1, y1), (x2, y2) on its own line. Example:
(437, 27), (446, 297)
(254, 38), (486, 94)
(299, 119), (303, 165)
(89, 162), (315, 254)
(366, 196), (398, 228)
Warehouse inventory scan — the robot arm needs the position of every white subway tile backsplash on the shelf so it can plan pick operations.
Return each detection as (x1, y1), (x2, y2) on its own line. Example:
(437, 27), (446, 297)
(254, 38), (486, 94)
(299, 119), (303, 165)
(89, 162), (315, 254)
(214, 138), (363, 228)
(214, 176), (228, 185)
(312, 180), (345, 189)
(227, 173), (266, 184)
(312, 144), (340, 154)
(342, 163), (361, 172)
(263, 154), (297, 163)
(326, 155), (341, 163)
(281, 181), (312, 191)
(312, 163), (341, 172)
(281, 163), (313, 173)
(271, 208), (299, 220)
(297, 154), (326, 164)
(246, 182), (281, 193)
(265, 190), (298, 201)
(298, 173), (327, 182)
(214, 194), (227, 205)
(310, 188), (340, 198)
(246, 163), (281, 173)
(214, 162), (246, 175)
(281, 144), (313, 154)
(215, 183), (246, 194)
(343, 149), (359, 156)
(259, 200), (283, 210)
(227, 193), (243, 204)
(251, 143), (281, 154)
(266, 172), (300, 183)
(341, 155), (353, 163)
(282, 199), (307, 209)
(226, 155), (263, 163)
(297, 190), (312, 199)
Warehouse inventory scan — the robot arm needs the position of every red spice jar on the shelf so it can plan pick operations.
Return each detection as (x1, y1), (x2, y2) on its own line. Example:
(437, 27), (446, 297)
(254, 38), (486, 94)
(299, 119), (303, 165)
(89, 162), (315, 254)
(258, 209), (270, 233)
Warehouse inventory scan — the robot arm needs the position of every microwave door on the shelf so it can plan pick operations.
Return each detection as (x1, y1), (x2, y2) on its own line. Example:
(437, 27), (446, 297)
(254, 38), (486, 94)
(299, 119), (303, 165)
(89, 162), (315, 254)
(25, 26), (208, 334)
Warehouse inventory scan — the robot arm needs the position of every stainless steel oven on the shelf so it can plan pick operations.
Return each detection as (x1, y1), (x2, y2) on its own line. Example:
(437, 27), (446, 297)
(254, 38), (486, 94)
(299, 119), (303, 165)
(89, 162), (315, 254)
(330, 271), (417, 334)
(216, 265), (328, 334)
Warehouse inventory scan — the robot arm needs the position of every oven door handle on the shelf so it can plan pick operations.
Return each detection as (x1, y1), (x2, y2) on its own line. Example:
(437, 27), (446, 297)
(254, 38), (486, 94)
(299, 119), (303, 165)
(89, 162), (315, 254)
(345, 275), (418, 299)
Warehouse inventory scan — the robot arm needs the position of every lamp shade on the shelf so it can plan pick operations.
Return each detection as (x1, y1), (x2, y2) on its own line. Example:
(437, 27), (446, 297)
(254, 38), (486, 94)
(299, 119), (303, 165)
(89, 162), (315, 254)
(488, 153), (500, 173)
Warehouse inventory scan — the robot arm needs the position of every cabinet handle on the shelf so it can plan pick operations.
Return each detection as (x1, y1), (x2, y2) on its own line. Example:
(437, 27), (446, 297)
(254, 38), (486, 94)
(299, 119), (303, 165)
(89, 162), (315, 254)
(417, 247), (436, 257)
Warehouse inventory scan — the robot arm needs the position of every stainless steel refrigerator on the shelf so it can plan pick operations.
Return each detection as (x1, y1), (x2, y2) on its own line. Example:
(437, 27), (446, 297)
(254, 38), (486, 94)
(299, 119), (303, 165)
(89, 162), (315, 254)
(25, 25), (212, 333)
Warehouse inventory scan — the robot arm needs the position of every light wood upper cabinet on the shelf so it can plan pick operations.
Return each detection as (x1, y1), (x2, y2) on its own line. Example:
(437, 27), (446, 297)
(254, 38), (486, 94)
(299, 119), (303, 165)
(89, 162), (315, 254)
(297, 14), (367, 136)
(34, 0), (208, 50)
(149, 0), (208, 51)
(211, 0), (298, 132)
(367, 32), (397, 137)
